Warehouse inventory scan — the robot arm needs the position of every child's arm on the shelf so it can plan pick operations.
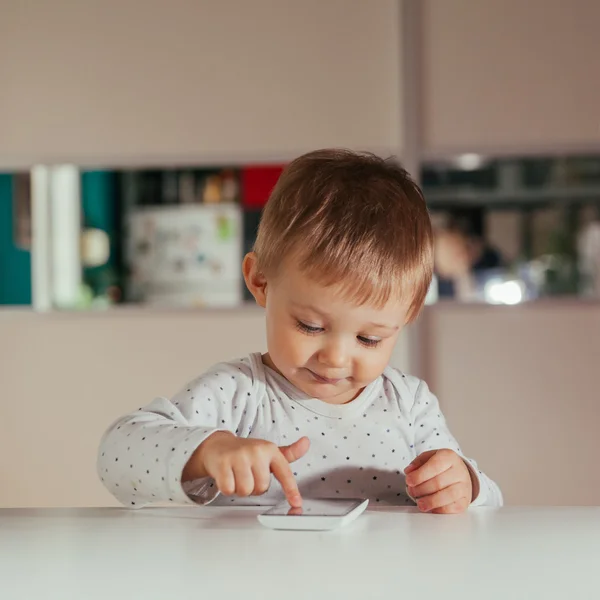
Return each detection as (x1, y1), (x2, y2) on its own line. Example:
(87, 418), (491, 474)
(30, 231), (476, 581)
(403, 378), (503, 511)
(97, 361), (259, 507)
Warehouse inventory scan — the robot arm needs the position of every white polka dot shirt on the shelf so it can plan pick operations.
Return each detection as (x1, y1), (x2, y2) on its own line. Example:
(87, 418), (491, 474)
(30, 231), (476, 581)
(98, 353), (502, 508)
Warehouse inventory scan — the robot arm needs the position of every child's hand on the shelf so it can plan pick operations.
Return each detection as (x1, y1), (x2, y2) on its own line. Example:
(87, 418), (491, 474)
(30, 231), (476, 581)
(404, 449), (474, 514)
(185, 432), (310, 508)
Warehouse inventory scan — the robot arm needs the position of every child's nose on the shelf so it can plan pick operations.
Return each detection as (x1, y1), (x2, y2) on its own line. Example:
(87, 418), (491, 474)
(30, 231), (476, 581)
(317, 339), (349, 369)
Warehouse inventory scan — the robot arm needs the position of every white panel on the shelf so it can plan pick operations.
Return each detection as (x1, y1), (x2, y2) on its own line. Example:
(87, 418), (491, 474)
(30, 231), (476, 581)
(0, 0), (402, 167)
(49, 165), (81, 308)
(30, 167), (53, 311)
(422, 0), (600, 155)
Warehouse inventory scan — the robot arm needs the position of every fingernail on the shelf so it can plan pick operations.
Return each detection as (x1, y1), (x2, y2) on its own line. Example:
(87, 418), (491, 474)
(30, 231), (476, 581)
(290, 494), (302, 507)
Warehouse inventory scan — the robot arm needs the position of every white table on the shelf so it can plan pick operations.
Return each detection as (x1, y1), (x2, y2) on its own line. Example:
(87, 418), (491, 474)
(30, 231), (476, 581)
(1, 506), (599, 600)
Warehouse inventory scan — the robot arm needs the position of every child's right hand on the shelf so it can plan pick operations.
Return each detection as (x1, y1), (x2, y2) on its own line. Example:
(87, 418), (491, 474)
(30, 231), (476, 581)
(183, 432), (310, 508)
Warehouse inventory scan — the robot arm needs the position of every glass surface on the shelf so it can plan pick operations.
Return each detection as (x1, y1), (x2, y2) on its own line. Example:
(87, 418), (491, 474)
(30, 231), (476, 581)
(263, 498), (364, 517)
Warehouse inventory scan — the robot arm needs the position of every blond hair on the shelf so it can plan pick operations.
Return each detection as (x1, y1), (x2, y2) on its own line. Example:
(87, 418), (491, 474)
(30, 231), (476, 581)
(253, 149), (433, 322)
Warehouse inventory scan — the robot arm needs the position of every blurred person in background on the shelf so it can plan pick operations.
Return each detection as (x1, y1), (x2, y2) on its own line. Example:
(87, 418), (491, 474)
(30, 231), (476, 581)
(434, 209), (504, 301)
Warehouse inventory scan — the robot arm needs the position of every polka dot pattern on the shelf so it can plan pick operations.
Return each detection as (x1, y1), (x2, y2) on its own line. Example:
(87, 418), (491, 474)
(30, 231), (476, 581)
(98, 354), (502, 508)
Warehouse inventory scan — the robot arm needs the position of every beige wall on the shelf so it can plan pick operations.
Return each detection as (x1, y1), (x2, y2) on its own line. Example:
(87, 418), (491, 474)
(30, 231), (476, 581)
(0, 0), (402, 167)
(5, 0), (600, 166)
(2, 302), (598, 508)
(422, 0), (600, 154)
(0, 308), (411, 508)
(421, 302), (600, 506)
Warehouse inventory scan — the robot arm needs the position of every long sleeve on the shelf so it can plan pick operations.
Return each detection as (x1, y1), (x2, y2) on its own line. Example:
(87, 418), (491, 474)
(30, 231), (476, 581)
(97, 359), (259, 508)
(410, 379), (503, 507)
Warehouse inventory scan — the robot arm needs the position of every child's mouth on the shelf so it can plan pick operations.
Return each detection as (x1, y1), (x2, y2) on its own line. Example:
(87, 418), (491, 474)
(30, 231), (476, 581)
(307, 369), (346, 385)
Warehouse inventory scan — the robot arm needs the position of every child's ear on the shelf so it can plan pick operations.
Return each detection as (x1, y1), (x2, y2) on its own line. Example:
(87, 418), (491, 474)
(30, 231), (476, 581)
(242, 252), (267, 308)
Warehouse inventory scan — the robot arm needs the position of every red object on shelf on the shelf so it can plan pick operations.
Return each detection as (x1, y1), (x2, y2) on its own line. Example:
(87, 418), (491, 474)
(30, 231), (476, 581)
(241, 165), (285, 209)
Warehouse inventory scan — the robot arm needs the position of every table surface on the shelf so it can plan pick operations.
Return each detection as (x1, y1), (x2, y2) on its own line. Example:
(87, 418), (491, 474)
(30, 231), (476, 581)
(1, 506), (599, 600)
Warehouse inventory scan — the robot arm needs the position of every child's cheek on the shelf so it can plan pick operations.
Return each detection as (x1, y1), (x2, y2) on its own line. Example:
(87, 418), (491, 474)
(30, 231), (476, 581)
(294, 332), (317, 364)
(282, 328), (310, 366)
(358, 347), (392, 383)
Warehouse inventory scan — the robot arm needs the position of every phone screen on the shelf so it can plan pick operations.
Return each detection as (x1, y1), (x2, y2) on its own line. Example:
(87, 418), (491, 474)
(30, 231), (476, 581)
(262, 498), (364, 517)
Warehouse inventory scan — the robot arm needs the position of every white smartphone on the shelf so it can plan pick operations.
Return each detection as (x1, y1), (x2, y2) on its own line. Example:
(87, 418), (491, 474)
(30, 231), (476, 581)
(257, 498), (369, 531)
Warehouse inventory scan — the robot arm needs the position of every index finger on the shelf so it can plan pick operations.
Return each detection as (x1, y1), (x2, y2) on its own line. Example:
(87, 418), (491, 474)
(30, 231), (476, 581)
(270, 453), (302, 508)
(405, 452), (453, 487)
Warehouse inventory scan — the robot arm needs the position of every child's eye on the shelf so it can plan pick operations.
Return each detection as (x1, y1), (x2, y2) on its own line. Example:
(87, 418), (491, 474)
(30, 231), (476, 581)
(357, 336), (381, 348)
(296, 321), (324, 335)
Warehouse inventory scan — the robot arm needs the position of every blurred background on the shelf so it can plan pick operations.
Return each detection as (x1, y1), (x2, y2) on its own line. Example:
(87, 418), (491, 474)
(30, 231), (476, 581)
(1, 0), (599, 508)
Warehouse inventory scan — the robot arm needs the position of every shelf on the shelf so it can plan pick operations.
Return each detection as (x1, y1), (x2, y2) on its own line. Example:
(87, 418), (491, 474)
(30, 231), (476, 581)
(424, 186), (600, 206)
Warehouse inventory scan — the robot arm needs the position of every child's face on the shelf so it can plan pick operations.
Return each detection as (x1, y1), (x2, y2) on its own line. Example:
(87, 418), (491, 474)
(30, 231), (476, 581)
(246, 256), (409, 405)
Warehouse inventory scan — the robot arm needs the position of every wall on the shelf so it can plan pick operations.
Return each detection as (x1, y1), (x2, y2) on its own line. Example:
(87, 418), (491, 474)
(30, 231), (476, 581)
(0, 0), (402, 167)
(421, 0), (600, 155)
(2, 301), (598, 507)
(421, 301), (600, 506)
(0, 308), (411, 508)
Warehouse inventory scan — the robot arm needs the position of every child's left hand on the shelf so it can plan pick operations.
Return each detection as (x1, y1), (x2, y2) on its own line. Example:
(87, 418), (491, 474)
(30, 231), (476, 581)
(404, 449), (475, 514)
